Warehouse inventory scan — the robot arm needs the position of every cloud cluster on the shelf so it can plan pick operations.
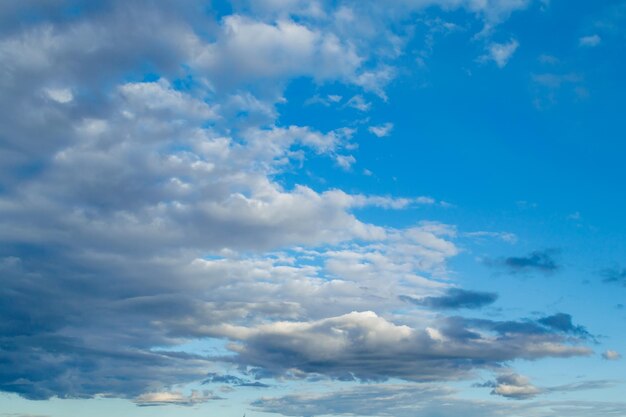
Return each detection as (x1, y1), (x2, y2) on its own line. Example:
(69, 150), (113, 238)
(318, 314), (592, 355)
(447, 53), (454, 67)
(212, 311), (590, 383)
(253, 382), (626, 417)
(0, 0), (599, 409)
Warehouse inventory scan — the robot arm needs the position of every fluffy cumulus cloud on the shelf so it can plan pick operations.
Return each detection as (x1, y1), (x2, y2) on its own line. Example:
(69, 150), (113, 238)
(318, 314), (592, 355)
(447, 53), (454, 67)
(488, 374), (541, 399)
(213, 311), (590, 383)
(0, 0), (605, 413)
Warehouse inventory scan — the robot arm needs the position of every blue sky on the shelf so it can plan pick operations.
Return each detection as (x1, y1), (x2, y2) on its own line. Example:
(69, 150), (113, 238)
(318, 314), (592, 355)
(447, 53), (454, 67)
(1, 1), (625, 416)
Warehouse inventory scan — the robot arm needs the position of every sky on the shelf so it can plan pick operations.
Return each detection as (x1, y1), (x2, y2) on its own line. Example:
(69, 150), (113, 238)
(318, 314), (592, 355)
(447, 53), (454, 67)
(1, 1), (626, 416)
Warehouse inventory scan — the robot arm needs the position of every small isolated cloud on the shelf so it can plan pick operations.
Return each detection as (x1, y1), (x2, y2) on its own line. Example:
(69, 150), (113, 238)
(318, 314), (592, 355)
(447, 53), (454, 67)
(327, 94), (342, 103)
(488, 374), (541, 400)
(465, 231), (518, 244)
(602, 350), (622, 361)
(134, 390), (221, 407)
(335, 154), (356, 170)
(531, 72), (585, 109)
(568, 211), (582, 221)
(579, 34), (601, 47)
(539, 54), (559, 65)
(400, 288), (498, 310)
(368, 123), (394, 138)
(481, 40), (519, 68)
(488, 249), (560, 274)
(346, 94), (371, 111)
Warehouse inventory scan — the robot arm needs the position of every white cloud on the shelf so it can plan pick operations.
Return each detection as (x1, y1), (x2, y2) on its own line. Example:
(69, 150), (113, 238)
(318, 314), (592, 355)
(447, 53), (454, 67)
(134, 390), (220, 406)
(194, 15), (362, 87)
(491, 374), (541, 399)
(212, 311), (590, 383)
(602, 350), (622, 361)
(346, 94), (371, 111)
(482, 39), (519, 68)
(335, 154), (356, 170)
(368, 122), (394, 138)
(579, 34), (601, 47)
(0, 0), (597, 406)
(43, 87), (73, 103)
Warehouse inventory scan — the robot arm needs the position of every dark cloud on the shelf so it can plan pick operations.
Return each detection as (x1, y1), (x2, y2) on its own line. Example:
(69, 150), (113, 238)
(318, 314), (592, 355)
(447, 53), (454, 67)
(252, 383), (626, 417)
(537, 313), (593, 339)
(215, 312), (591, 384)
(487, 249), (560, 274)
(460, 313), (593, 340)
(400, 288), (498, 310)
(0, 0), (604, 408)
(601, 267), (626, 285)
(203, 373), (269, 388)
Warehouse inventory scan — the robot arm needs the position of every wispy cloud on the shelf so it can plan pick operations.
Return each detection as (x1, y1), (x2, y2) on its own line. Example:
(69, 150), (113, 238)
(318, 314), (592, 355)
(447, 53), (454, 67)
(579, 34), (602, 47)
(400, 288), (498, 310)
(480, 40), (519, 68)
(486, 249), (560, 274)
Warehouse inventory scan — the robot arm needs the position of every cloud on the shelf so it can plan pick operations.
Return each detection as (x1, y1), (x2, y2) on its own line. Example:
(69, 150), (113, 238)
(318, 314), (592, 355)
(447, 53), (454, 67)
(489, 374), (541, 399)
(601, 267), (626, 285)
(481, 40), (519, 68)
(0, 0), (599, 406)
(400, 288), (498, 310)
(134, 390), (221, 407)
(211, 311), (591, 383)
(537, 313), (593, 339)
(346, 94), (371, 111)
(531, 72), (586, 109)
(602, 350), (622, 361)
(464, 231), (518, 244)
(579, 34), (601, 47)
(194, 15), (363, 88)
(335, 154), (356, 170)
(477, 374), (614, 400)
(203, 373), (270, 388)
(488, 249), (560, 274)
(368, 122), (393, 138)
(252, 382), (626, 417)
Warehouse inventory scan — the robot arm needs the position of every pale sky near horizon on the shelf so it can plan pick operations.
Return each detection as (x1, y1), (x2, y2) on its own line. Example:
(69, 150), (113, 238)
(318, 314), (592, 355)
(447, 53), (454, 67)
(1, 1), (626, 416)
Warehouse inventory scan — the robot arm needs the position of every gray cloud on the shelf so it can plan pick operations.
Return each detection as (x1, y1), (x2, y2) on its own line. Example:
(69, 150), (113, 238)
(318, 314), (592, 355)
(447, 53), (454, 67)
(489, 374), (541, 399)
(0, 0), (601, 407)
(400, 288), (498, 310)
(203, 373), (270, 388)
(601, 267), (626, 285)
(212, 311), (591, 384)
(252, 383), (626, 417)
(488, 249), (560, 274)
(602, 350), (622, 361)
(537, 313), (593, 339)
